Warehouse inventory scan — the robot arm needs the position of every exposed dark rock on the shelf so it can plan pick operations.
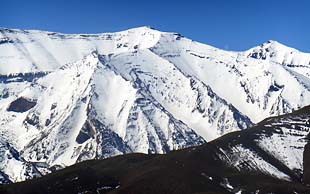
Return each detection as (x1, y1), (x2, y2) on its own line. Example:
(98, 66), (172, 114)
(50, 103), (57, 110)
(0, 72), (48, 84)
(76, 120), (96, 144)
(0, 90), (9, 98)
(7, 97), (37, 113)
(45, 119), (51, 126)
(0, 38), (14, 44)
(76, 132), (91, 144)
(268, 82), (284, 92)
(0, 172), (12, 185)
(25, 114), (40, 126)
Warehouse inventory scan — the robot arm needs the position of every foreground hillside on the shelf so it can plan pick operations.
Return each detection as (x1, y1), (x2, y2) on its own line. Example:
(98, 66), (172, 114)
(1, 105), (309, 194)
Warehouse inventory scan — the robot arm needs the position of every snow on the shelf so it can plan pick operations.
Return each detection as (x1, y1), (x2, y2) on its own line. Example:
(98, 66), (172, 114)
(200, 172), (213, 181)
(2, 156), (25, 182)
(218, 145), (291, 180)
(105, 49), (252, 141)
(0, 27), (161, 74)
(217, 113), (309, 182)
(257, 117), (309, 171)
(91, 64), (137, 139)
(151, 36), (310, 123)
(226, 183), (234, 189)
(0, 26), (309, 183)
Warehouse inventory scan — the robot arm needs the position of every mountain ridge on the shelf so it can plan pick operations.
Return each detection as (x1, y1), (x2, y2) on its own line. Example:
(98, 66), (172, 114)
(0, 27), (309, 183)
(1, 26), (308, 53)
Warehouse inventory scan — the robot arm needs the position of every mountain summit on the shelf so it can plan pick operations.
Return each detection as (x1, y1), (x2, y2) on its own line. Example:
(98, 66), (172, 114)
(0, 27), (309, 183)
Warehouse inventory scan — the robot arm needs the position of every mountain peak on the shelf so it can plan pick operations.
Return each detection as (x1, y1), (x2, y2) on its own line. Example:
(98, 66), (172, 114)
(0, 26), (309, 184)
(260, 40), (296, 52)
(245, 39), (305, 61)
(128, 26), (157, 31)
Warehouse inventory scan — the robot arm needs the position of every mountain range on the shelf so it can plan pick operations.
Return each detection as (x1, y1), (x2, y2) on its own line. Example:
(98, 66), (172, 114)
(0, 105), (309, 194)
(0, 26), (309, 183)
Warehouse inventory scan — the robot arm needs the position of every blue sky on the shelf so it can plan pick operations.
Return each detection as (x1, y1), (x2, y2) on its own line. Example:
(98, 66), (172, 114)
(1, 0), (310, 52)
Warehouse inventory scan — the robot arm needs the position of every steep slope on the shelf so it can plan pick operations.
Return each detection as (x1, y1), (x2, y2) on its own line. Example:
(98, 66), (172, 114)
(213, 105), (310, 182)
(0, 53), (205, 183)
(1, 106), (309, 194)
(0, 27), (309, 183)
(150, 36), (310, 123)
(99, 50), (252, 140)
(1, 26), (309, 122)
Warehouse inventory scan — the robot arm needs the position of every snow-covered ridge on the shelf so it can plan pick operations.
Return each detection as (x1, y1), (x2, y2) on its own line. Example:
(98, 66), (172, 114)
(216, 105), (310, 182)
(0, 27), (309, 183)
(0, 26), (162, 74)
(1, 26), (309, 74)
(245, 40), (310, 78)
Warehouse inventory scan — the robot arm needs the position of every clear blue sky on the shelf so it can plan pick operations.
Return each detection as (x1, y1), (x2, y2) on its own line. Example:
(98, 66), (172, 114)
(1, 0), (310, 52)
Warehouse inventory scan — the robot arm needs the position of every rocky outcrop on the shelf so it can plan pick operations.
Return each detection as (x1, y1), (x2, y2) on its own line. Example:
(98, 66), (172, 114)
(7, 97), (36, 112)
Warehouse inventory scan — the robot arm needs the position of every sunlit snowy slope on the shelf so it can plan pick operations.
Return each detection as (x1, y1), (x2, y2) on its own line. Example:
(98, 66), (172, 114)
(0, 27), (309, 183)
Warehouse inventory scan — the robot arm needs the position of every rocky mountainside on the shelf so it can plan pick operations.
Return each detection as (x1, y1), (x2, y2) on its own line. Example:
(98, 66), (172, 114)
(1, 105), (309, 194)
(0, 27), (309, 183)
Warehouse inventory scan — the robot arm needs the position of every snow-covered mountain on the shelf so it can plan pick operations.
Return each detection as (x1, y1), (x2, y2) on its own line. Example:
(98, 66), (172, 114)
(1, 106), (309, 194)
(0, 26), (309, 183)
